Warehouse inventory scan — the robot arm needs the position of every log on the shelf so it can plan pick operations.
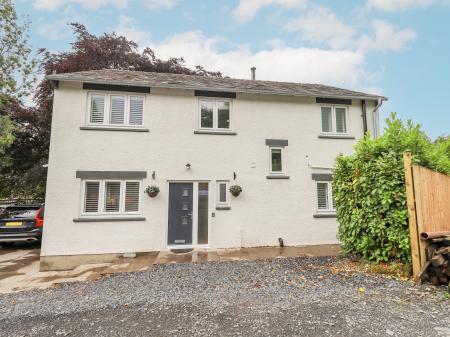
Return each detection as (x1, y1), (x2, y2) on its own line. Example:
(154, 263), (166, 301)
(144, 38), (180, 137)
(436, 246), (450, 255)
(420, 231), (450, 240)
(439, 275), (449, 285)
(430, 254), (446, 267)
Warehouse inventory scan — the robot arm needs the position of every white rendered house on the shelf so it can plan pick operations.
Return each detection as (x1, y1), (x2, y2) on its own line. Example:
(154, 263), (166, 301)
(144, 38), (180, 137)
(41, 69), (386, 270)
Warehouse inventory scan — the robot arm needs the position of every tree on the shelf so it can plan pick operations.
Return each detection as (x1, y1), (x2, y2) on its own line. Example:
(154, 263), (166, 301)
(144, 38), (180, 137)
(0, 0), (36, 104)
(0, 0), (36, 155)
(435, 135), (450, 159)
(333, 113), (450, 263)
(0, 115), (14, 151)
(0, 23), (220, 198)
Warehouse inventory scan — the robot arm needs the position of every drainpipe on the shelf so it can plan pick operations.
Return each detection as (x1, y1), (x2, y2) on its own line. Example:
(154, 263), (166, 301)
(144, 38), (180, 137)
(361, 99), (368, 135)
(373, 98), (384, 138)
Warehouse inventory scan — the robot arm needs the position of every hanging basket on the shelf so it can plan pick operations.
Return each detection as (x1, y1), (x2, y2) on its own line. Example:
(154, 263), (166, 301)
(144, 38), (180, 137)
(229, 185), (242, 197)
(145, 185), (160, 198)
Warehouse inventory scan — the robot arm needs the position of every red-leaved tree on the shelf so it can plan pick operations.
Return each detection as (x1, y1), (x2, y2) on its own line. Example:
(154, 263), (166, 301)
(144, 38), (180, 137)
(0, 23), (221, 198)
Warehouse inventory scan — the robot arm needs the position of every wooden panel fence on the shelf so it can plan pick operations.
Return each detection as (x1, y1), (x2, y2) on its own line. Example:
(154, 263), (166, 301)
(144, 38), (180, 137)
(403, 152), (450, 282)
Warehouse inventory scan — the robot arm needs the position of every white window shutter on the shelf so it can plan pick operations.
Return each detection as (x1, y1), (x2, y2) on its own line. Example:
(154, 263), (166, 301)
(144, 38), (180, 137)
(129, 97), (144, 126)
(321, 107), (332, 132)
(317, 183), (329, 210)
(90, 95), (105, 124)
(104, 182), (121, 212)
(110, 96), (125, 124)
(335, 108), (347, 133)
(124, 182), (140, 212)
(84, 182), (100, 213)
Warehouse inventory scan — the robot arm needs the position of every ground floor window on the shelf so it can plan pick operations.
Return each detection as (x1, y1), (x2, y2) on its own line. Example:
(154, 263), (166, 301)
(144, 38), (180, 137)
(82, 180), (141, 215)
(216, 181), (230, 207)
(316, 181), (335, 212)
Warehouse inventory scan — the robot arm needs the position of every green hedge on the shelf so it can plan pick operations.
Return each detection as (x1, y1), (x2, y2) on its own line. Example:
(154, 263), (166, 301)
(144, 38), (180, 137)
(333, 113), (450, 262)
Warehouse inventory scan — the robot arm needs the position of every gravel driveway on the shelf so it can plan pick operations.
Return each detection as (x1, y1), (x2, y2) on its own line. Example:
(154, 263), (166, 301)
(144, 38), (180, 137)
(1, 256), (449, 337)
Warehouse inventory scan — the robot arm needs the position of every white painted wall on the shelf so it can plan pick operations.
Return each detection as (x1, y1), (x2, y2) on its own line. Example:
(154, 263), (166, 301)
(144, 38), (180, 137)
(41, 81), (378, 256)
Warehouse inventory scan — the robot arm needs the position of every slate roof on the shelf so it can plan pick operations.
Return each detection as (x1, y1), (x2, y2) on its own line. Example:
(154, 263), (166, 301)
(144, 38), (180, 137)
(46, 69), (387, 101)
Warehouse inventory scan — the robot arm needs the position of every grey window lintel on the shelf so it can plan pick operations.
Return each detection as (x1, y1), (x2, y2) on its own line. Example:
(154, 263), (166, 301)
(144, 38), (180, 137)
(76, 171), (147, 179)
(73, 217), (146, 222)
(265, 139), (288, 147)
(311, 173), (333, 181)
(266, 175), (290, 179)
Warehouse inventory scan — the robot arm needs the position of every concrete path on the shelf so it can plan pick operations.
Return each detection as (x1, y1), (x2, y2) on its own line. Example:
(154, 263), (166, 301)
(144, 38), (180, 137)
(0, 244), (340, 293)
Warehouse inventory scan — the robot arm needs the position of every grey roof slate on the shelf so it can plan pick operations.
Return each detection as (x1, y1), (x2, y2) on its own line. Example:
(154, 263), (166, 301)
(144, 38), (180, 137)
(46, 69), (387, 100)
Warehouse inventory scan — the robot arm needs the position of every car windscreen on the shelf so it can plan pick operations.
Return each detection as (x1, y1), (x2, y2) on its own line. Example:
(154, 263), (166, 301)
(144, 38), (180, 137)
(0, 207), (40, 219)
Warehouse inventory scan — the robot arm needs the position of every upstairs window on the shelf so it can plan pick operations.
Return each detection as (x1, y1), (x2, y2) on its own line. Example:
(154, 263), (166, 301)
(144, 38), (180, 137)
(321, 106), (348, 134)
(199, 99), (231, 130)
(88, 93), (144, 127)
(316, 181), (336, 212)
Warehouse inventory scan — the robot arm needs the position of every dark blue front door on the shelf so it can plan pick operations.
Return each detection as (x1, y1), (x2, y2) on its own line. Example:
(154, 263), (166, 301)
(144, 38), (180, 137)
(168, 183), (193, 245)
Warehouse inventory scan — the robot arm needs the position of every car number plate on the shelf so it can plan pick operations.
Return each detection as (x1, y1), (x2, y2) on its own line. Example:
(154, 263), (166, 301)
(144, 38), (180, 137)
(5, 222), (22, 227)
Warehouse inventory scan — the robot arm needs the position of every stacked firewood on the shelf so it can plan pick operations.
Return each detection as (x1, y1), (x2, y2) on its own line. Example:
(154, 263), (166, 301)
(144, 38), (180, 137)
(421, 234), (450, 290)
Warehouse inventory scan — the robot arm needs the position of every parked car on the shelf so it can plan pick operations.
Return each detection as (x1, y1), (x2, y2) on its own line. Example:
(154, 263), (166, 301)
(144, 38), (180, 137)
(0, 204), (44, 247)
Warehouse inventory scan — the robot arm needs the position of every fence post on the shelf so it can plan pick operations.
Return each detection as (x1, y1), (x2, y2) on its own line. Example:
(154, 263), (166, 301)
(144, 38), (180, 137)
(403, 152), (421, 282)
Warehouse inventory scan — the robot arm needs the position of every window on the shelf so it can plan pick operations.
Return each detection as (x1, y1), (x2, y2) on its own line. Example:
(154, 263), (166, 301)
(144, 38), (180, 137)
(216, 181), (229, 206)
(199, 99), (231, 130)
(269, 147), (284, 174)
(88, 93), (144, 127)
(82, 180), (141, 215)
(316, 181), (335, 212)
(90, 95), (105, 124)
(320, 106), (348, 134)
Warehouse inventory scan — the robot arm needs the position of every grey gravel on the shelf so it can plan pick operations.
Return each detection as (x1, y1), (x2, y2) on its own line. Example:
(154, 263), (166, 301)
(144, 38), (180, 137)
(1, 257), (449, 337)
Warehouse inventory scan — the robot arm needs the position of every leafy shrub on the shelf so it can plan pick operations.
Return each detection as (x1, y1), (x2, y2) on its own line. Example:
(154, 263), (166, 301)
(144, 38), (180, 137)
(333, 113), (450, 262)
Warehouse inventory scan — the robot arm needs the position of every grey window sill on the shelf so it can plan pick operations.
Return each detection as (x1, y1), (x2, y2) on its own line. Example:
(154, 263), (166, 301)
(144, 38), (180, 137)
(318, 134), (355, 139)
(194, 130), (237, 135)
(313, 213), (337, 218)
(73, 216), (146, 222)
(216, 206), (231, 210)
(80, 126), (149, 132)
(266, 175), (290, 179)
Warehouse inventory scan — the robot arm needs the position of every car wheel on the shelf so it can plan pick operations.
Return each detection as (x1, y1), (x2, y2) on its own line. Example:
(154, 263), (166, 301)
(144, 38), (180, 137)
(0, 242), (15, 248)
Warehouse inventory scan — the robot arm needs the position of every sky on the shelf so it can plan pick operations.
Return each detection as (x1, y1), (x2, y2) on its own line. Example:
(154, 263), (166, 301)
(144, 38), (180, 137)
(14, 0), (450, 139)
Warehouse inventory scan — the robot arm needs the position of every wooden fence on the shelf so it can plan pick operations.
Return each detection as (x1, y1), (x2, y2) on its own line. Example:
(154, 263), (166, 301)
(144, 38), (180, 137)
(403, 152), (450, 281)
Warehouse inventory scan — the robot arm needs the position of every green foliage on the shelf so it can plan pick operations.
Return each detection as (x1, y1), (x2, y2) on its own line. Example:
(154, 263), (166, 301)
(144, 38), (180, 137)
(0, 0), (37, 106)
(0, 115), (14, 152)
(435, 135), (450, 160)
(333, 113), (450, 262)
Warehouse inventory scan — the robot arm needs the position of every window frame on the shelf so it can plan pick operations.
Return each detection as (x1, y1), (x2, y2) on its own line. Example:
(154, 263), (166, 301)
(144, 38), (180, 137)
(198, 98), (232, 131)
(82, 179), (102, 215)
(320, 105), (349, 135)
(315, 181), (336, 213)
(87, 92), (145, 128)
(216, 180), (230, 207)
(269, 147), (285, 175)
(80, 179), (141, 216)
